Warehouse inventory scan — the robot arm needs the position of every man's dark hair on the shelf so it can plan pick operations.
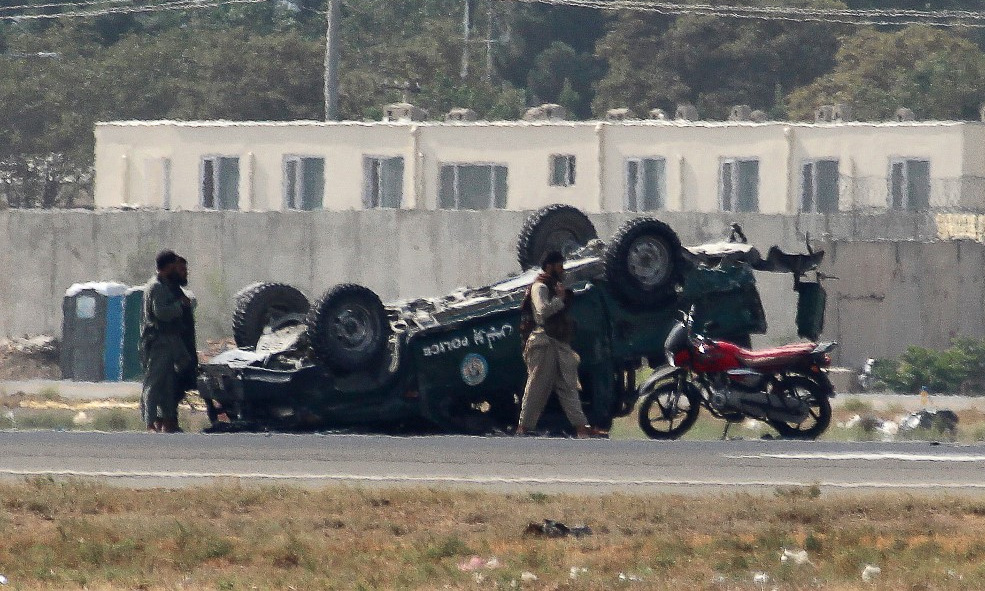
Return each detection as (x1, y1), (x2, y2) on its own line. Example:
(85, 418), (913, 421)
(540, 250), (565, 270)
(156, 250), (179, 271)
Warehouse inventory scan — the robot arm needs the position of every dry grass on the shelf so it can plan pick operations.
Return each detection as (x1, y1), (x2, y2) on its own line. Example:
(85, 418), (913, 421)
(0, 479), (983, 589)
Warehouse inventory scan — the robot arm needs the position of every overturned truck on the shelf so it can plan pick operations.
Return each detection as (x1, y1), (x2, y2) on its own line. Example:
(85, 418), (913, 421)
(197, 205), (825, 434)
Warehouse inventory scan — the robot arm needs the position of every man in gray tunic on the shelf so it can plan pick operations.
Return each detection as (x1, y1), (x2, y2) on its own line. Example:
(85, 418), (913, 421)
(516, 251), (606, 438)
(140, 250), (195, 433)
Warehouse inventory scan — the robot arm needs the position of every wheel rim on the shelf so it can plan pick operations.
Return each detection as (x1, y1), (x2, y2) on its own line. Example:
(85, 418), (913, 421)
(627, 235), (672, 288)
(330, 304), (377, 352)
(775, 383), (825, 434)
(645, 388), (694, 433)
(545, 229), (584, 259)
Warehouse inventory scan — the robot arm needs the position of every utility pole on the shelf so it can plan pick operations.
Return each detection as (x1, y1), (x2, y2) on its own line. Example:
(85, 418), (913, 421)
(485, 0), (493, 82)
(324, 0), (341, 121)
(460, 0), (471, 79)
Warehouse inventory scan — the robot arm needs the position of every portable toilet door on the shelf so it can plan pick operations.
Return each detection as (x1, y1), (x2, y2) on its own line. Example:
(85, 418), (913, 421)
(121, 286), (146, 381)
(61, 282), (129, 381)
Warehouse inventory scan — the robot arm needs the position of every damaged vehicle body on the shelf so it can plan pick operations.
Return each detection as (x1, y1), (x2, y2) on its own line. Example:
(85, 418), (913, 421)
(197, 205), (826, 435)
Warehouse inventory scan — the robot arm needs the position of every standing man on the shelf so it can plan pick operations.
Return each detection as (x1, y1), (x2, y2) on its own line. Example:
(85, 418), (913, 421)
(140, 250), (195, 433)
(517, 251), (606, 438)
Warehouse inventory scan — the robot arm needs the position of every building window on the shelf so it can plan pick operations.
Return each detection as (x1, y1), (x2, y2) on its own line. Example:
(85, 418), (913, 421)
(625, 157), (666, 211)
(720, 158), (759, 212)
(550, 154), (576, 187)
(283, 156), (324, 211)
(201, 156), (239, 210)
(363, 156), (404, 208)
(801, 159), (839, 213)
(889, 158), (930, 211)
(439, 163), (508, 210)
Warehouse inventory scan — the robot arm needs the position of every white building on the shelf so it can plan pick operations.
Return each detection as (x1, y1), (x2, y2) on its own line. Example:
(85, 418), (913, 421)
(93, 118), (985, 213)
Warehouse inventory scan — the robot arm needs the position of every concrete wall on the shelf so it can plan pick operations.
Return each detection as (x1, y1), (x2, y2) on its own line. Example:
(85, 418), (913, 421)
(95, 120), (975, 214)
(2, 209), (981, 369)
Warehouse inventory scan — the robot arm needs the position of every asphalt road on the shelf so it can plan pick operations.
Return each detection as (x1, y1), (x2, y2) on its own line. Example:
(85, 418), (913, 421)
(2, 431), (984, 493)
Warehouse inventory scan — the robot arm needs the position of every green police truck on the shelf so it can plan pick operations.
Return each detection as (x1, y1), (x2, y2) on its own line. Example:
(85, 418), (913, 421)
(196, 205), (824, 435)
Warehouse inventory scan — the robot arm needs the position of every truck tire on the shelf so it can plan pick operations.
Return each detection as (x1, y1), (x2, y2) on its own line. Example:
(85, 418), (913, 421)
(604, 217), (683, 306)
(232, 282), (310, 348)
(516, 204), (598, 270)
(306, 283), (389, 373)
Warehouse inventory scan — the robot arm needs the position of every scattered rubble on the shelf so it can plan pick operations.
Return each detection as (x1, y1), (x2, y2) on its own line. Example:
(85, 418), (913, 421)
(899, 409), (959, 434)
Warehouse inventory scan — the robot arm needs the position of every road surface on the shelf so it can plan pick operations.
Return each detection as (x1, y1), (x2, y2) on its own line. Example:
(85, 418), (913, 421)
(2, 431), (984, 493)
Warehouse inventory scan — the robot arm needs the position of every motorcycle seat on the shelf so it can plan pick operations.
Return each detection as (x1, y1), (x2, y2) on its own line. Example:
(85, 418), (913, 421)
(733, 342), (817, 367)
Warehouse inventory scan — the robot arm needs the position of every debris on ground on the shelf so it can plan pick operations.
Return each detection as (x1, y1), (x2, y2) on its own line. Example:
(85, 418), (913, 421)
(457, 556), (501, 572)
(618, 572), (645, 582)
(0, 335), (60, 381)
(899, 409), (959, 434)
(780, 548), (813, 566)
(520, 571), (538, 582)
(861, 564), (881, 583)
(752, 571), (770, 585)
(523, 519), (592, 538)
(569, 566), (588, 579)
(71, 411), (93, 426)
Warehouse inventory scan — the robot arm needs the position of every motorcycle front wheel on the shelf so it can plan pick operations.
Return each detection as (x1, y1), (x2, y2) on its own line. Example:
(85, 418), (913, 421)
(637, 379), (701, 439)
(767, 376), (832, 440)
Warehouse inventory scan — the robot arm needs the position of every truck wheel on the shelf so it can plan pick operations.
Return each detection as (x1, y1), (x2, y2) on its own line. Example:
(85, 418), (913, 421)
(306, 284), (389, 373)
(604, 217), (683, 305)
(232, 283), (310, 348)
(516, 204), (598, 270)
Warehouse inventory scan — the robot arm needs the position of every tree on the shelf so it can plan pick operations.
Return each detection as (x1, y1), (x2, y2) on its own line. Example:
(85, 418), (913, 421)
(786, 26), (985, 120)
(593, 1), (844, 118)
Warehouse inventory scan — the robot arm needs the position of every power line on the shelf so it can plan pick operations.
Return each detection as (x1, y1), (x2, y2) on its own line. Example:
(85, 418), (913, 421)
(0, 0), (265, 20)
(1, 0), (141, 14)
(494, 0), (985, 28)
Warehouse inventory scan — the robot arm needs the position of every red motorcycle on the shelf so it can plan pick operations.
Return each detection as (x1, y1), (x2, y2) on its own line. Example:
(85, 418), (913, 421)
(638, 310), (837, 440)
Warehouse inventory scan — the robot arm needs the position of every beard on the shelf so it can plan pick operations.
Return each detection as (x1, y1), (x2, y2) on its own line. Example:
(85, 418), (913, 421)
(177, 275), (189, 287)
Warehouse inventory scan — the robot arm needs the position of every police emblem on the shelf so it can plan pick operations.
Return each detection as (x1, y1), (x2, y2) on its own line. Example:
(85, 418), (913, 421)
(460, 353), (489, 386)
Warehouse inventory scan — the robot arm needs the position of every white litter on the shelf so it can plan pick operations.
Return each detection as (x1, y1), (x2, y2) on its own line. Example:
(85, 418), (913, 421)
(780, 548), (812, 566)
(72, 411), (93, 426)
(861, 564), (881, 582)
(618, 572), (644, 582)
(0, 574), (7, 585)
(753, 571), (770, 585)
(569, 566), (588, 579)
(520, 571), (538, 582)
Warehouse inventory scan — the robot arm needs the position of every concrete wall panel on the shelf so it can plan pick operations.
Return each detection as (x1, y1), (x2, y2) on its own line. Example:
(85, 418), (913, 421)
(4, 209), (985, 372)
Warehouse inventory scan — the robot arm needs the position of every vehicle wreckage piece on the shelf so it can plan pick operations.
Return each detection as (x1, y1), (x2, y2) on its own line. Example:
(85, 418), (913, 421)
(198, 207), (826, 435)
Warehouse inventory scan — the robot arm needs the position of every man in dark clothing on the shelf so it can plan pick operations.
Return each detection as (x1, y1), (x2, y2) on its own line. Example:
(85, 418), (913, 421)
(516, 251), (606, 438)
(140, 250), (196, 433)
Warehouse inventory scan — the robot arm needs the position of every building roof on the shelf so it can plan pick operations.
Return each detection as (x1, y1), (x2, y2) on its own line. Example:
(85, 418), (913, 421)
(95, 119), (974, 130)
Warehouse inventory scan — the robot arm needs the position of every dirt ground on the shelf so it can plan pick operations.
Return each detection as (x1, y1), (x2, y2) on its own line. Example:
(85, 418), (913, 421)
(0, 336), (61, 381)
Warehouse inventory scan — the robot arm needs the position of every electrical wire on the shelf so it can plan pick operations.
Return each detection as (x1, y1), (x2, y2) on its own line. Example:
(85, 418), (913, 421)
(494, 0), (985, 28)
(1, 0), (142, 14)
(0, 0), (265, 19)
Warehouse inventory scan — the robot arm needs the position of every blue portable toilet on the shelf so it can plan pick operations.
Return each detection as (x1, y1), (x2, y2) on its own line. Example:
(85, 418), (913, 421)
(61, 282), (129, 381)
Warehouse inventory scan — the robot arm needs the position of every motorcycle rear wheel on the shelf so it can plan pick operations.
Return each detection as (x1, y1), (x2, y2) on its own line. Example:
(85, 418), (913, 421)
(767, 376), (832, 440)
(637, 380), (701, 439)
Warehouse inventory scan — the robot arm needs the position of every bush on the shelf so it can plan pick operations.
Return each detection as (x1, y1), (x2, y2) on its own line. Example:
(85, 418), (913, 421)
(874, 338), (985, 394)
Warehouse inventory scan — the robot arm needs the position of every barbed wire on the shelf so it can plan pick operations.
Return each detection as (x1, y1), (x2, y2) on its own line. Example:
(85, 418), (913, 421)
(495, 0), (985, 28)
(0, 0), (265, 19)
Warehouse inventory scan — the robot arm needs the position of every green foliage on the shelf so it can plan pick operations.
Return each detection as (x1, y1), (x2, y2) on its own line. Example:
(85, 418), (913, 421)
(873, 338), (985, 394)
(5, 0), (985, 207)
(787, 26), (985, 120)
